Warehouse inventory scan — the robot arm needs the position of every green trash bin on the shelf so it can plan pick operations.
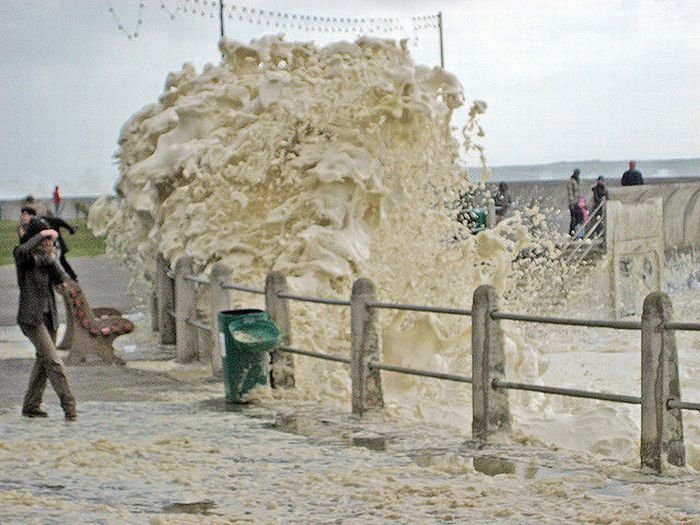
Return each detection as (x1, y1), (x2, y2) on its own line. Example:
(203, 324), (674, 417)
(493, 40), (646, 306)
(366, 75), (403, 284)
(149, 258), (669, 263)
(217, 309), (280, 402)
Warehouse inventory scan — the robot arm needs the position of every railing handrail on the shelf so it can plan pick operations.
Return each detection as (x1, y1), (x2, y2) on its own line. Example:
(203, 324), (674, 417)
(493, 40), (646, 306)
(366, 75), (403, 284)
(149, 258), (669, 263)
(561, 196), (607, 265)
(368, 301), (472, 316)
(276, 291), (351, 306)
(665, 321), (700, 331)
(277, 345), (351, 364)
(170, 265), (697, 333)
(493, 378), (642, 405)
(183, 273), (210, 285)
(160, 258), (699, 473)
(221, 282), (265, 294)
(585, 197), (606, 227)
(369, 361), (473, 384)
(490, 311), (642, 330)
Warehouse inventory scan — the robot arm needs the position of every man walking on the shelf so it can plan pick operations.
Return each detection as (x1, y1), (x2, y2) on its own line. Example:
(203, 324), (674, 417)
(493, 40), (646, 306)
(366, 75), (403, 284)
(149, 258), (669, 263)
(14, 217), (77, 420)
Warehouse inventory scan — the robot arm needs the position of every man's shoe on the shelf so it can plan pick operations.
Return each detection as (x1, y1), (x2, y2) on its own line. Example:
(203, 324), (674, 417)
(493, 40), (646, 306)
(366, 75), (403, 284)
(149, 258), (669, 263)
(22, 409), (49, 418)
(64, 412), (77, 421)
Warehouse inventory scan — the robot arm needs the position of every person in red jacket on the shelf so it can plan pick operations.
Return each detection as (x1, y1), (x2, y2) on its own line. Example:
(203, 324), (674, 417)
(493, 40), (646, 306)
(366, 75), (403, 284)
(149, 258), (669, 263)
(52, 185), (62, 216)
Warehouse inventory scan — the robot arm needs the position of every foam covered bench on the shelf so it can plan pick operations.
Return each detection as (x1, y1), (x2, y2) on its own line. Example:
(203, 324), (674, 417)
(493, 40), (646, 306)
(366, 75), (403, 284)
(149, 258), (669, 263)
(57, 280), (134, 365)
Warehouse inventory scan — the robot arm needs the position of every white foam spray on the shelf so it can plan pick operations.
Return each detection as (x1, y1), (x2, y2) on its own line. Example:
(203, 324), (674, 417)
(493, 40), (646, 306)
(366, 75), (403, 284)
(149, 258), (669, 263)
(90, 35), (699, 470)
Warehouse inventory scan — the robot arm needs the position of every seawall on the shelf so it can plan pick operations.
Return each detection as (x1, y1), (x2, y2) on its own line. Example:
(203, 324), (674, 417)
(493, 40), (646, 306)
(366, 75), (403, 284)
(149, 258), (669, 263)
(0, 196), (100, 221)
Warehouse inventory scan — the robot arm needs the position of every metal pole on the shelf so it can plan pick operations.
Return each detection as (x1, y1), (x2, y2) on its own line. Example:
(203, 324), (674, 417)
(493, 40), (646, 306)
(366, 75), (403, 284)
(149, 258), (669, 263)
(219, 1), (225, 38)
(438, 11), (445, 68)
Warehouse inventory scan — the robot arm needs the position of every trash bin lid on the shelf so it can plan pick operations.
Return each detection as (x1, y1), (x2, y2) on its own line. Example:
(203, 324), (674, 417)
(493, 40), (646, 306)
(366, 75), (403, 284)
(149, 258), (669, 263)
(228, 318), (280, 353)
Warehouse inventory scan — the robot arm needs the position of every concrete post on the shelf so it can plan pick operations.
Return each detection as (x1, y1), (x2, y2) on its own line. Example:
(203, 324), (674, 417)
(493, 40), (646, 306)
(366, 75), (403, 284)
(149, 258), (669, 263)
(156, 252), (176, 345)
(208, 262), (232, 378)
(174, 256), (198, 363)
(640, 292), (685, 472)
(350, 278), (383, 414)
(472, 285), (512, 440)
(265, 272), (295, 389)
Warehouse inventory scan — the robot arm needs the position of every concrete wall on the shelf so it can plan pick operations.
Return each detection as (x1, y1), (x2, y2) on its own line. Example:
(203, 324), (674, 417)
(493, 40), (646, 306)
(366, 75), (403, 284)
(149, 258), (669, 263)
(491, 177), (700, 248)
(0, 196), (100, 221)
(606, 198), (665, 319)
(609, 182), (700, 249)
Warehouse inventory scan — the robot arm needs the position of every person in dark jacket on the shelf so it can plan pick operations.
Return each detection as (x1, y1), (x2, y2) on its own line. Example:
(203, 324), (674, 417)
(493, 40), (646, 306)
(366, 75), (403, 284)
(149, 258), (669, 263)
(590, 176), (609, 236)
(493, 182), (513, 223)
(566, 168), (582, 236)
(14, 217), (77, 420)
(621, 160), (644, 186)
(591, 176), (609, 209)
(42, 215), (78, 281)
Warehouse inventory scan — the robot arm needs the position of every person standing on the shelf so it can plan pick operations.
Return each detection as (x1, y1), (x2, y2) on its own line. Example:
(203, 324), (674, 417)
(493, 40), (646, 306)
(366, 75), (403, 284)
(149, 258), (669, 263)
(17, 206), (37, 239)
(21, 195), (49, 217)
(52, 185), (62, 216)
(493, 182), (513, 223)
(14, 217), (77, 420)
(591, 176), (609, 209)
(621, 160), (644, 186)
(590, 176), (609, 236)
(566, 168), (582, 236)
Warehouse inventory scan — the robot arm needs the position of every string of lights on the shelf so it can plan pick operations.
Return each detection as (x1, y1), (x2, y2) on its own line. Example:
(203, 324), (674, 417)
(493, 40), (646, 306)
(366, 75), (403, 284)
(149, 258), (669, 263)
(105, 0), (146, 39)
(106, 1), (440, 43)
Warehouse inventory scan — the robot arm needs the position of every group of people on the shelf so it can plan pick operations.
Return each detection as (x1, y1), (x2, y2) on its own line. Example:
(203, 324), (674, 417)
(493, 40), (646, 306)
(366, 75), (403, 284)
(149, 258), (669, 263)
(567, 160), (644, 238)
(14, 198), (79, 420)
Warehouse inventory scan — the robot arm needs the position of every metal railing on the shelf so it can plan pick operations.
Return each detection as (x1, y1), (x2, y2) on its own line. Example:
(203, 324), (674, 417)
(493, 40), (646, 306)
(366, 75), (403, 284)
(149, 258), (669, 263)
(154, 254), (697, 473)
(562, 198), (607, 265)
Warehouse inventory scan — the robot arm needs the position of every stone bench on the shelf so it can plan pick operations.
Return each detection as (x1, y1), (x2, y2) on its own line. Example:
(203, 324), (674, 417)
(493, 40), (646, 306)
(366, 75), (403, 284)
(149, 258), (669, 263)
(57, 280), (134, 365)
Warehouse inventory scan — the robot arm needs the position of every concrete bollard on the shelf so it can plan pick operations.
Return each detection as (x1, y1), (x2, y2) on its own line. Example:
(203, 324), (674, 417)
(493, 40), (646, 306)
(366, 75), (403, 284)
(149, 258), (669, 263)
(156, 253), (176, 345)
(174, 256), (198, 363)
(471, 285), (512, 441)
(208, 262), (232, 378)
(350, 278), (383, 414)
(640, 292), (685, 472)
(265, 272), (295, 389)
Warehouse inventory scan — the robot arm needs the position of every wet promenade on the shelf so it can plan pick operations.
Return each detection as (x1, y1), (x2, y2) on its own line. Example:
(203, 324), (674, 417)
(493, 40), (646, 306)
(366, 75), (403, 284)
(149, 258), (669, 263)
(1, 258), (699, 523)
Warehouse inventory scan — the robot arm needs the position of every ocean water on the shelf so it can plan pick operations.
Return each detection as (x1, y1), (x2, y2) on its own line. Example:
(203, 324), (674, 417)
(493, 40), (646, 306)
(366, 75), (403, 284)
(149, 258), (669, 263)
(3, 158), (699, 201)
(472, 157), (700, 183)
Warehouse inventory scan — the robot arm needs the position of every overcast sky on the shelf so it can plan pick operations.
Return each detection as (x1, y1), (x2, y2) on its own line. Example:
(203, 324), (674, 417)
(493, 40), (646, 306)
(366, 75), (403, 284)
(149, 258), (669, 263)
(1, 0), (699, 198)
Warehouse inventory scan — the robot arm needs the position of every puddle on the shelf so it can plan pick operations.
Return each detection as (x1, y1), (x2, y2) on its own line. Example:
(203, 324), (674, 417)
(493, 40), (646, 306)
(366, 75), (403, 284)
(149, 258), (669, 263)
(265, 414), (390, 451)
(351, 435), (387, 452)
(473, 456), (517, 476)
(199, 397), (249, 413)
(38, 483), (65, 491)
(162, 499), (217, 515)
(410, 448), (563, 480)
